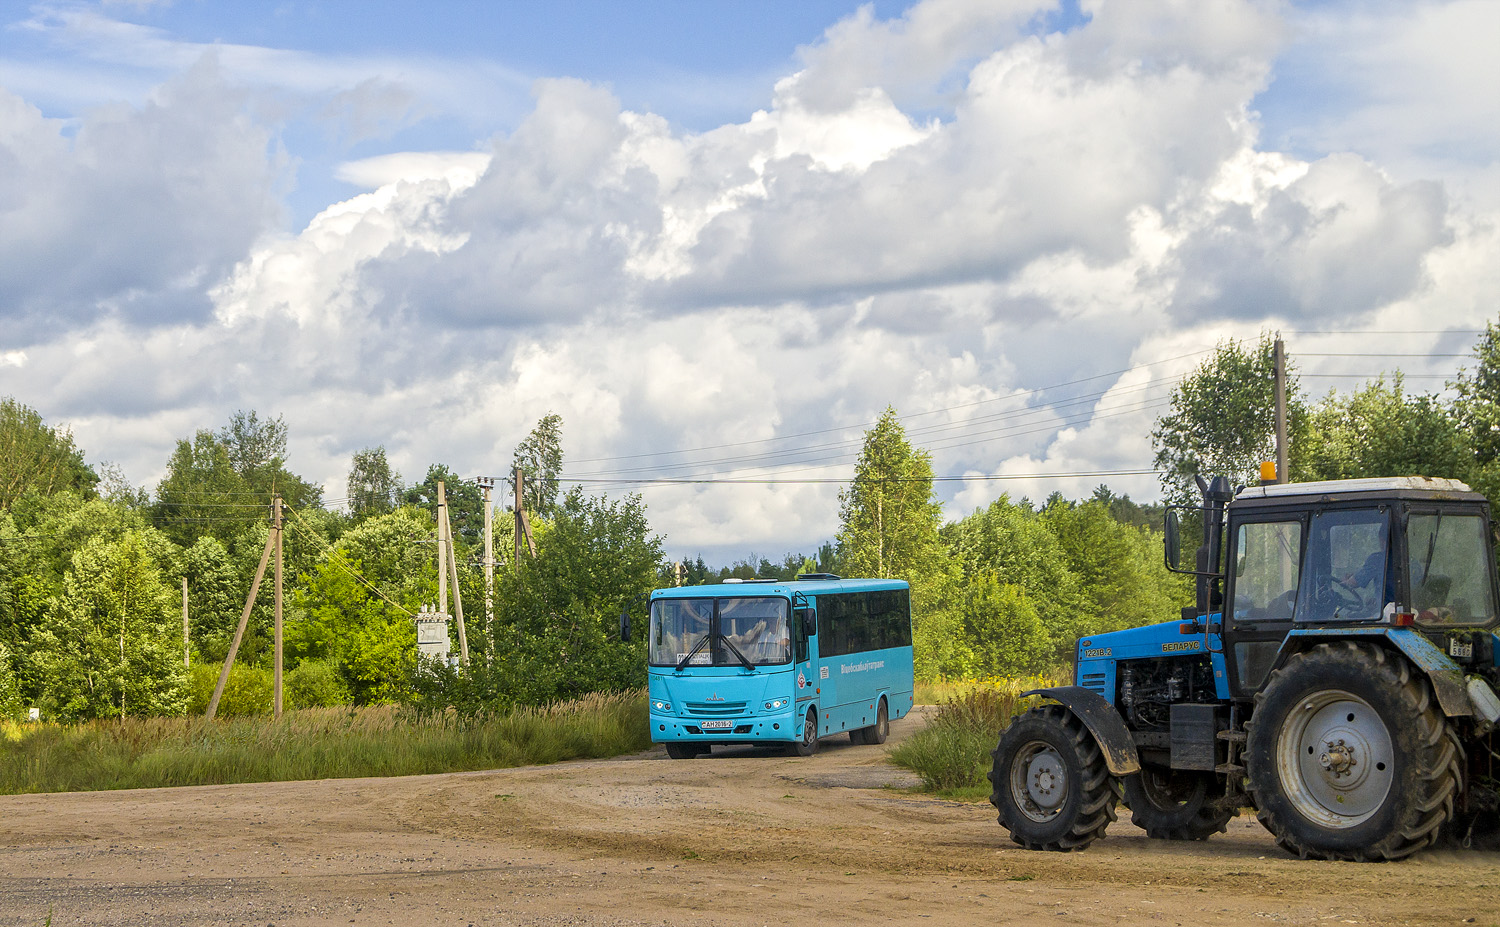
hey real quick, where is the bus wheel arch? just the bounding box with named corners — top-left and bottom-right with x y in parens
top-left (790, 706), bottom-right (820, 757)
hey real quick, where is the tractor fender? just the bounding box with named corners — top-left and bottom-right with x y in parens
top-left (1022, 685), bottom-right (1141, 776)
top-left (1279, 628), bottom-right (1471, 718)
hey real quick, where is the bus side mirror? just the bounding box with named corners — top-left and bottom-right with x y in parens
top-left (1164, 509), bottom-right (1180, 570)
top-left (796, 608), bottom-right (816, 637)
top-left (619, 610), bottom-right (631, 643)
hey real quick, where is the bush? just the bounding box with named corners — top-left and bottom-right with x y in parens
top-left (187, 662), bottom-right (273, 717)
top-left (0, 644), bottom-right (23, 723)
top-left (889, 674), bottom-right (1063, 796)
top-left (286, 659), bottom-right (349, 709)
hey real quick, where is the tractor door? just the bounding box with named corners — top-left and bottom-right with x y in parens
top-left (1223, 513), bottom-right (1305, 697)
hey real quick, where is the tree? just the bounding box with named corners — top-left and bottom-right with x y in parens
top-left (962, 575), bottom-right (1051, 678)
top-left (942, 496), bottom-right (1090, 661)
top-left (404, 464), bottom-right (484, 545)
top-left (836, 408), bottom-right (948, 580)
top-left (510, 412), bottom-right (564, 518)
top-left (1152, 335), bottom-right (1307, 507)
top-left (1450, 321), bottom-right (1500, 500)
top-left (1300, 375), bottom-right (1472, 484)
top-left (488, 487), bottom-right (663, 703)
top-left (29, 531), bottom-right (189, 720)
top-left (347, 446), bottom-right (401, 519)
top-left (0, 397), bottom-right (98, 509)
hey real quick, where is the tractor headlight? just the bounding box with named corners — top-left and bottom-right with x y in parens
top-left (651, 699), bottom-right (671, 712)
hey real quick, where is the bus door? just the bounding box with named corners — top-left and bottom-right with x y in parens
top-left (793, 594), bottom-right (819, 718)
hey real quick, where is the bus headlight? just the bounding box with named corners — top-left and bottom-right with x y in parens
top-left (651, 699), bottom-right (671, 712)
top-left (764, 698), bottom-right (787, 710)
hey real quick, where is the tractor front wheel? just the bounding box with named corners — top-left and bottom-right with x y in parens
top-left (988, 705), bottom-right (1120, 851)
top-left (1123, 766), bottom-right (1232, 840)
top-left (1245, 642), bottom-right (1461, 861)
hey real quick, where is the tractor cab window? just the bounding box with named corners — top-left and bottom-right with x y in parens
top-left (1295, 508), bottom-right (1389, 623)
top-left (1232, 520), bottom-right (1302, 623)
top-left (1407, 512), bottom-right (1498, 627)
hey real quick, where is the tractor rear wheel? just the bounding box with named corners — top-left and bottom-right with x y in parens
top-left (1123, 766), bottom-right (1232, 840)
top-left (988, 705), bottom-right (1120, 851)
top-left (1245, 641), bottom-right (1461, 861)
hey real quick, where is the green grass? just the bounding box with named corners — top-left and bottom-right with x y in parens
top-left (892, 673), bottom-right (1067, 798)
top-left (0, 691), bottom-right (650, 794)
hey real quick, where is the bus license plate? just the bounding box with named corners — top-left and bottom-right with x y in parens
top-left (700, 719), bottom-right (733, 730)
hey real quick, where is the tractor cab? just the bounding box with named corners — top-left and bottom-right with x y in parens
top-left (1212, 477), bottom-right (1500, 697)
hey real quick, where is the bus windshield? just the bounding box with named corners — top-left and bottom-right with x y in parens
top-left (649, 596), bottom-right (791, 667)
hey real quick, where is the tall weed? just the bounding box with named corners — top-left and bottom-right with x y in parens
top-left (890, 672), bottom-right (1067, 795)
top-left (0, 691), bottom-right (649, 794)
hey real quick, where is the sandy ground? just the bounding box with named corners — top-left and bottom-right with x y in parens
top-left (3, 711), bottom-right (1500, 927)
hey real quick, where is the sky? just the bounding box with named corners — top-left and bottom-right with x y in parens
top-left (2, 0), bottom-right (1498, 566)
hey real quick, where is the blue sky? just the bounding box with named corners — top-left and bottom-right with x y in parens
top-left (1, 0), bottom-right (1497, 563)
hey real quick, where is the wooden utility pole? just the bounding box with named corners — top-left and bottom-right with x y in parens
top-left (273, 494), bottom-right (284, 719)
top-left (480, 477), bottom-right (495, 631)
top-left (1273, 335), bottom-right (1288, 484)
top-left (206, 522), bottom-right (276, 721)
top-left (437, 481), bottom-right (449, 618)
top-left (513, 467), bottom-right (536, 568)
top-left (442, 497), bottom-right (470, 666)
top-left (182, 576), bottom-right (190, 668)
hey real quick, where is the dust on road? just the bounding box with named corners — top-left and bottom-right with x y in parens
top-left (3, 712), bottom-right (1498, 927)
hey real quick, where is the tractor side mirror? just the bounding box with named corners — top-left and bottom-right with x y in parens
top-left (1164, 509), bottom-right (1181, 570)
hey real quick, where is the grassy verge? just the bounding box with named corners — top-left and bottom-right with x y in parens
top-left (0, 691), bottom-right (650, 795)
top-left (891, 673), bottom-right (1066, 800)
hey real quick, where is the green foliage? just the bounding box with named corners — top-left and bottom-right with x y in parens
top-left (960, 576), bottom-right (1051, 677)
top-left (478, 487), bottom-right (662, 705)
top-left (0, 642), bottom-right (23, 722)
top-left (347, 446), bottom-right (402, 519)
top-left (187, 662), bottom-right (272, 717)
top-left (511, 412), bottom-right (564, 518)
top-left (1299, 375), bottom-right (1473, 483)
top-left (286, 659), bottom-right (350, 709)
top-left (403, 465), bottom-right (483, 544)
top-left (0, 694), bottom-right (650, 794)
top-left (837, 407), bottom-right (949, 581)
top-left (29, 531), bottom-right (190, 721)
top-left (0, 397), bottom-right (98, 510)
top-left (1152, 334), bottom-right (1308, 506)
top-left (888, 679), bottom-right (1059, 795)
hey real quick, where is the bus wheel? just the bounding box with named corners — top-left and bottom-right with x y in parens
top-left (790, 708), bottom-right (819, 757)
top-left (859, 698), bottom-right (890, 746)
top-left (665, 743), bottom-right (703, 760)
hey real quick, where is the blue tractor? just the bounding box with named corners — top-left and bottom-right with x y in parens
top-left (989, 475), bottom-right (1500, 861)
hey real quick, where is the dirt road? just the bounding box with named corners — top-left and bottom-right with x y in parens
top-left (3, 712), bottom-right (1499, 927)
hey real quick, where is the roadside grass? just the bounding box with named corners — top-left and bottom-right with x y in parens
top-left (892, 672), bottom-right (1068, 799)
top-left (0, 691), bottom-right (650, 795)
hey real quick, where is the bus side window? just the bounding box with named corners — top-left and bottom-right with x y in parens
top-left (794, 607), bottom-right (812, 664)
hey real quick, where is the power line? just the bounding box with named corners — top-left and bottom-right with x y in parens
top-left (564, 348), bottom-right (1211, 466)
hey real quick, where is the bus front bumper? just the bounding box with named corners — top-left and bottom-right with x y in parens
top-left (651, 706), bottom-right (799, 744)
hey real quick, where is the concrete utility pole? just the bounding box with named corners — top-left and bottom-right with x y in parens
top-left (273, 494), bottom-right (284, 719)
top-left (437, 481), bottom-right (449, 618)
top-left (182, 576), bottom-right (189, 668)
top-left (1273, 335), bottom-right (1288, 484)
top-left (480, 477), bottom-right (495, 630)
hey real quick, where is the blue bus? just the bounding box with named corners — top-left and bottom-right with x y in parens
top-left (646, 575), bottom-right (915, 758)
